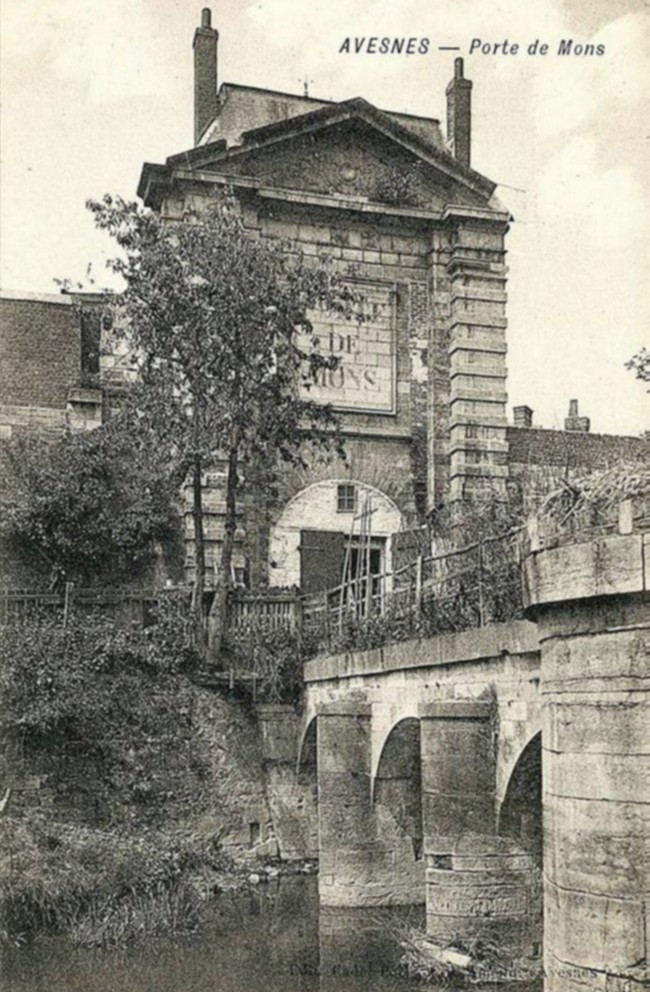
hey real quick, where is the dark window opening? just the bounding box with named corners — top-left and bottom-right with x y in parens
top-left (80, 313), bottom-right (101, 380)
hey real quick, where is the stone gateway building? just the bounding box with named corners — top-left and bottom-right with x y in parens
top-left (134, 8), bottom-right (646, 595)
top-left (1, 8), bottom-right (647, 594)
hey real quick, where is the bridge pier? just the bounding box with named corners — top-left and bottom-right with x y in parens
top-left (524, 520), bottom-right (649, 991)
top-left (421, 700), bottom-right (539, 956)
top-left (317, 702), bottom-right (423, 906)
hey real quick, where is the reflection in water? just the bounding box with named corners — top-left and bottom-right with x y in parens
top-left (4, 876), bottom-right (536, 992)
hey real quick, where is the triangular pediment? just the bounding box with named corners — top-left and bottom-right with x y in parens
top-left (140, 100), bottom-right (496, 211)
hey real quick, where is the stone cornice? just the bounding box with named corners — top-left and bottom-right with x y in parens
top-left (139, 166), bottom-right (514, 234)
top-left (443, 203), bottom-right (512, 226)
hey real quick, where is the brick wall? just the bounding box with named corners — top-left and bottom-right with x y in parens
top-left (0, 294), bottom-right (80, 410)
top-left (507, 426), bottom-right (650, 509)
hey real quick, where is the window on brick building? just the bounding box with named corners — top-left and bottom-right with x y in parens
top-left (337, 483), bottom-right (357, 513)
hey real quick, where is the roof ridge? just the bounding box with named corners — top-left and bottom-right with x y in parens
top-left (217, 81), bottom-right (441, 125)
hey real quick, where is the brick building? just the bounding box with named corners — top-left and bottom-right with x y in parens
top-left (0, 291), bottom-right (103, 438)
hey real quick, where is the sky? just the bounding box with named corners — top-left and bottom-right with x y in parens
top-left (1, 0), bottom-right (648, 436)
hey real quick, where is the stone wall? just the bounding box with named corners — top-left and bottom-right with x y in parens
top-left (4, 685), bottom-right (317, 865)
top-left (256, 704), bottom-right (318, 861)
top-left (447, 215), bottom-right (509, 500)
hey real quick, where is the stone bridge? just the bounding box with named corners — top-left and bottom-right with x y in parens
top-left (293, 501), bottom-right (648, 991)
top-left (299, 621), bottom-right (543, 955)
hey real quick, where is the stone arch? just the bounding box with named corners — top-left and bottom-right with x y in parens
top-left (296, 715), bottom-right (318, 787)
top-left (372, 718), bottom-right (423, 859)
top-left (498, 731), bottom-right (543, 866)
top-left (268, 479), bottom-right (406, 590)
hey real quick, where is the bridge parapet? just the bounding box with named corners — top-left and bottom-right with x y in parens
top-left (521, 494), bottom-right (650, 611)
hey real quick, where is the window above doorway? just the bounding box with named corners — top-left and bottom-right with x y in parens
top-left (337, 483), bottom-right (357, 513)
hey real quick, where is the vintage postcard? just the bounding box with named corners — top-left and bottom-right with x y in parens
top-left (1, 2), bottom-right (647, 990)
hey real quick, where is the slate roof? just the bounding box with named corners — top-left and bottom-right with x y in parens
top-left (200, 82), bottom-right (445, 154)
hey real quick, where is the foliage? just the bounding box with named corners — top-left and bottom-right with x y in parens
top-left (538, 461), bottom-right (650, 526)
top-left (626, 347), bottom-right (650, 385)
top-left (0, 418), bottom-right (180, 586)
top-left (87, 189), bottom-right (358, 633)
top-left (224, 615), bottom-right (304, 703)
top-left (0, 597), bottom-right (287, 947)
top-left (313, 493), bottom-right (525, 656)
top-left (0, 596), bottom-right (209, 825)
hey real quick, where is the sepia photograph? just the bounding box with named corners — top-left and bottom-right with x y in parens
top-left (1, 1), bottom-right (648, 990)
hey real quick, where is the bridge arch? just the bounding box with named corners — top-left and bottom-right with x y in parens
top-left (372, 717), bottom-right (423, 859)
top-left (296, 715), bottom-right (318, 786)
top-left (498, 730), bottom-right (543, 866)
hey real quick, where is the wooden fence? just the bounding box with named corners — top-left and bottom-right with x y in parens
top-left (300, 528), bottom-right (523, 649)
top-left (2, 528), bottom-right (523, 654)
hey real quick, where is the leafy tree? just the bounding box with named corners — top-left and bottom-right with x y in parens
top-left (0, 419), bottom-right (180, 587)
top-left (626, 347), bottom-right (650, 386)
top-left (87, 190), bottom-right (356, 650)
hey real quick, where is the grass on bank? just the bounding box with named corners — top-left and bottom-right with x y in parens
top-left (0, 813), bottom-right (230, 947)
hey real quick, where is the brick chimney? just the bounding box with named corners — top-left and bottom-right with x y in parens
top-left (194, 8), bottom-right (219, 145)
top-left (446, 57), bottom-right (472, 168)
top-left (513, 405), bottom-right (533, 428)
top-left (564, 399), bottom-right (590, 433)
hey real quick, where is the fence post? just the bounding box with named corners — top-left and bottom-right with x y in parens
top-left (63, 581), bottom-right (75, 633)
top-left (477, 540), bottom-right (485, 627)
top-left (324, 591), bottom-right (331, 650)
top-left (415, 555), bottom-right (423, 612)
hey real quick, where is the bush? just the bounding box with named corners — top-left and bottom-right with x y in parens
top-left (224, 618), bottom-right (304, 703)
top-left (0, 596), bottom-right (209, 826)
top-left (0, 423), bottom-right (181, 587)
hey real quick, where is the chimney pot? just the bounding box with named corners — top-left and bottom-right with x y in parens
top-left (564, 399), bottom-right (590, 433)
top-left (446, 60), bottom-right (472, 169)
top-left (194, 8), bottom-right (219, 145)
top-left (513, 405), bottom-right (533, 428)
